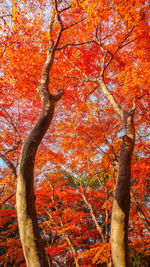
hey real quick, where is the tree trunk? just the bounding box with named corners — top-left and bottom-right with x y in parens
top-left (16, 42), bottom-right (64, 265)
top-left (16, 96), bottom-right (55, 266)
top-left (110, 110), bottom-right (135, 267)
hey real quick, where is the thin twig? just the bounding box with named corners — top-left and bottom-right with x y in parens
top-left (57, 40), bottom-right (95, 51)
top-left (63, 18), bottom-right (85, 30)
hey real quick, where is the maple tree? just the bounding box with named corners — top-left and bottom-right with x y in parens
top-left (0, 0), bottom-right (150, 266)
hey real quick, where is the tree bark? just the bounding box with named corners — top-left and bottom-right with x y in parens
top-left (110, 110), bottom-right (135, 267)
top-left (16, 44), bottom-right (64, 266)
top-left (98, 77), bottom-right (135, 266)
top-left (16, 97), bottom-right (53, 267)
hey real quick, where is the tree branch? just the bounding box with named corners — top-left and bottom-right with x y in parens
top-left (63, 18), bottom-right (85, 30)
top-left (1, 193), bottom-right (15, 206)
top-left (104, 17), bottom-right (143, 70)
top-left (57, 40), bottom-right (95, 51)
top-left (0, 153), bottom-right (17, 178)
top-left (131, 193), bottom-right (150, 233)
top-left (98, 77), bottom-right (124, 119)
top-left (63, 54), bottom-right (89, 81)
top-left (0, 14), bottom-right (12, 19)
top-left (59, 5), bottom-right (71, 14)
top-left (85, 85), bottom-right (99, 100)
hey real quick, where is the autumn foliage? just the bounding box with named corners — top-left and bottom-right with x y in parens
top-left (0, 0), bottom-right (150, 266)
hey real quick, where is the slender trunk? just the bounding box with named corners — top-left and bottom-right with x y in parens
top-left (16, 95), bottom-right (55, 267)
top-left (64, 232), bottom-right (80, 267)
top-left (81, 191), bottom-right (105, 242)
top-left (98, 77), bottom-right (136, 266)
top-left (16, 43), bottom-right (64, 265)
top-left (110, 110), bottom-right (135, 267)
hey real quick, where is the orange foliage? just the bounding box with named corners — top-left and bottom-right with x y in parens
top-left (0, 0), bottom-right (149, 265)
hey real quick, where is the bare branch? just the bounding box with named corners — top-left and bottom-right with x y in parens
top-left (96, 25), bottom-right (99, 41)
top-left (0, 153), bottom-right (17, 178)
top-left (63, 54), bottom-right (89, 81)
top-left (102, 34), bottom-right (113, 41)
top-left (0, 14), bottom-right (12, 58)
top-left (59, 5), bottom-right (71, 13)
top-left (78, 128), bottom-right (106, 155)
top-left (64, 49), bottom-right (123, 119)
top-left (131, 193), bottom-right (150, 233)
top-left (0, 14), bottom-right (12, 19)
top-left (53, 2), bottom-right (63, 49)
top-left (0, 107), bottom-right (22, 145)
top-left (138, 92), bottom-right (150, 99)
top-left (0, 185), bottom-right (5, 195)
top-left (64, 75), bottom-right (84, 81)
top-left (54, 0), bottom-right (63, 29)
top-left (49, 7), bottom-right (55, 48)
top-left (98, 78), bottom-right (124, 119)
top-left (64, 53), bottom-right (123, 120)
top-left (51, 89), bottom-right (64, 102)
top-left (120, 37), bottom-right (137, 49)
top-left (70, 174), bottom-right (105, 242)
top-left (104, 17), bottom-right (143, 70)
top-left (64, 54), bottom-right (98, 83)
top-left (37, 0), bottom-right (65, 100)
top-left (1, 193), bottom-right (15, 206)
top-left (63, 17), bottom-right (86, 30)
top-left (57, 40), bottom-right (95, 51)
top-left (114, 18), bottom-right (142, 53)
top-left (85, 85), bottom-right (99, 100)
top-left (101, 50), bottom-right (108, 76)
